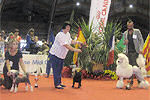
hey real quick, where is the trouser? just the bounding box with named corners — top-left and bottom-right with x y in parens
top-left (50, 54), bottom-right (64, 87)
top-left (46, 53), bottom-right (52, 76)
top-left (127, 52), bottom-right (138, 66)
top-left (127, 52), bottom-right (140, 85)
top-left (3, 66), bottom-right (13, 89)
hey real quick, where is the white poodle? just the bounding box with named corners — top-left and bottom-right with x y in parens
top-left (136, 54), bottom-right (147, 77)
top-left (116, 53), bottom-right (149, 89)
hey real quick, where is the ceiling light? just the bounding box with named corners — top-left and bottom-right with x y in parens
top-left (129, 4), bottom-right (133, 8)
top-left (76, 2), bottom-right (80, 6)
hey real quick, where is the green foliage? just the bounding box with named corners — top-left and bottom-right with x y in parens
top-left (64, 13), bottom-right (122, 72)
top-left (72, 18), bottom-right (122, 72)
top-left (64, 51), bottom-right (74, 66)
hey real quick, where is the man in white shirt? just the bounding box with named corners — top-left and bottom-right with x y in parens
top-left (49, 23), bottom-right (82, 89)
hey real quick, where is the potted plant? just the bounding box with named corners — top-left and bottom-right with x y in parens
top-left (70, 18), bottom-right (122, 73)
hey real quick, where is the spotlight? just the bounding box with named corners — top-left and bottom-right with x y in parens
top-left (76, 2), bottom-right (80, 6)
top-left (129, 4), bottom-right (133, 8)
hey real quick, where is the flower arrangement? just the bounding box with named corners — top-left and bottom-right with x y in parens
top-left (62, 66), bottom-right (72, 78)
top-left (103, 70), bottom-right (118, 80)
top-left (85, 70), bottom-right (118, 80)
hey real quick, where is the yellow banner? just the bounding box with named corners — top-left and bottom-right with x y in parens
top-left (73, 28), bottom-right (86, 65)
top-left (143, 33), bottom-right (150, 75)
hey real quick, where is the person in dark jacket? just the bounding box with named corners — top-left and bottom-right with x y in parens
top-left (23, 28), bottom-right (36, 53)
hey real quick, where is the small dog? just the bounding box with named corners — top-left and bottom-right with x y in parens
top-left (8, 70), bottom-right (33, 93)
top-left (72, 68), bottom-right (82, 88)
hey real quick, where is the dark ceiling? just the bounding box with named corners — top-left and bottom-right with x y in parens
top-left (0, 0), bottom-right (149, 39)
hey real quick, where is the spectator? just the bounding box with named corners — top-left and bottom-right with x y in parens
top-left (14, 29), bottom-right (22, 50)
top-left (34, 36), bottom-right (40, 46)
top-left (0, 33), bottom-right (4, 42)
top-left (5, 32), bottom-right (14, 42)
top-left (5, 33), bottom-right (14, 52)
top-left (41, 39), bottom-right (49, 55)
top-left (23, 28), bottom-right (35, 53)
top-left (14, 29), bottom-right (21, 42)
top-left (1, 30), bottom-right (7, 41)
top-left (32, 36), bottom-right (40, 54)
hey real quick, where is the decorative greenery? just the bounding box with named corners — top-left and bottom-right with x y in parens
top-left (64, 51), bottom-right (74, 66)
top-left (68, 18), bottom-right (122, 72)
top-left (64, 11), bottom-right (123, 73)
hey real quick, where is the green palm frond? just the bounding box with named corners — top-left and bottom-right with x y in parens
top-left (65, 17), bottom-right (122, 72)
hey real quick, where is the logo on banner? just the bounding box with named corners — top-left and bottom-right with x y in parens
top-left (89, 0), bottom-right (111, 33)
top-left (23, 60), bottom-right (48, 65)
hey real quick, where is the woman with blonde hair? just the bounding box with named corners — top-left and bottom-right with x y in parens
top-left (1, 38), bottom-right (26, 89)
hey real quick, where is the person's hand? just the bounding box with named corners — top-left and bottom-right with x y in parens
top-left (124, 40), bottom-right (128, 45)
top-left (77, 41), bottom-right (87, 45)
top-left (77, 41), bottom-right (87, 48)
top-left (75, 49), bottom-right (82, 53)
top-left (7, 72), bottom-right (11, 76)
top-left (77, 41), bottom-right (83, 45)
top-left (139, 51), bottom-right (143, 54)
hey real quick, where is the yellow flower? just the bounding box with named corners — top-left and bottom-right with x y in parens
top-left (104, 70), bottom-right (108, 73)
top-left (111, 77), bottom-right (114, 80)
top-left (107, 70), bottom-right (111, 73)
top-left (112, 72), bottom-right (115, 75)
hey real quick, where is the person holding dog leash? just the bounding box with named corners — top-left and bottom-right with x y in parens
top-left (49, 23), bottom-right (82, 89)
top-left (2, 36), bottom-right (26, 89)
top-left (123, 20), bottom-right (144, 89)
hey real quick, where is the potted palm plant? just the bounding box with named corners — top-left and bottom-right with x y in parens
top-left (69, 18), bottom-right (122, 73)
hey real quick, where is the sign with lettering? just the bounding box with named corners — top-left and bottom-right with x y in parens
top-left (89, 0), bottom-right (111, 33)
top-left (21, 54), bottom-right (48, 74)
top-left (0, 54), bottom-right (49, 74)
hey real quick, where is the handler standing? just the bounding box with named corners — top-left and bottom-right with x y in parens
top-left (123, 20), bottom-right (144, 89)
top-left (49, 23), bottom-right (82, 89)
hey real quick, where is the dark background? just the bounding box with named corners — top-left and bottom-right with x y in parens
top-left (0, 0), bottom-right (149, 40)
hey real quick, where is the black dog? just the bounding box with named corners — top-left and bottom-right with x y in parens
top-left (72, 70), bottom-right (82, 88)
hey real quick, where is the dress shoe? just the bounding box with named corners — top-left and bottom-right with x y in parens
top-left (55, 85), bottom-right (64, 89)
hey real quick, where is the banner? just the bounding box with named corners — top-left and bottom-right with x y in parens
top-left (73, 27), bottom-right (86, 65)
top-left (0, 54), bottom-right (51, 74)
top-left (21, 54), bottom-right (48, 74)
top-left (142, 34), bottom-right (150, 76)
top-left (89, 0), bottom-right (111, 33)
top-left (117, 34), bottom-right (126, 52)
top-left (107, 34), bottom-right (115, 67)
